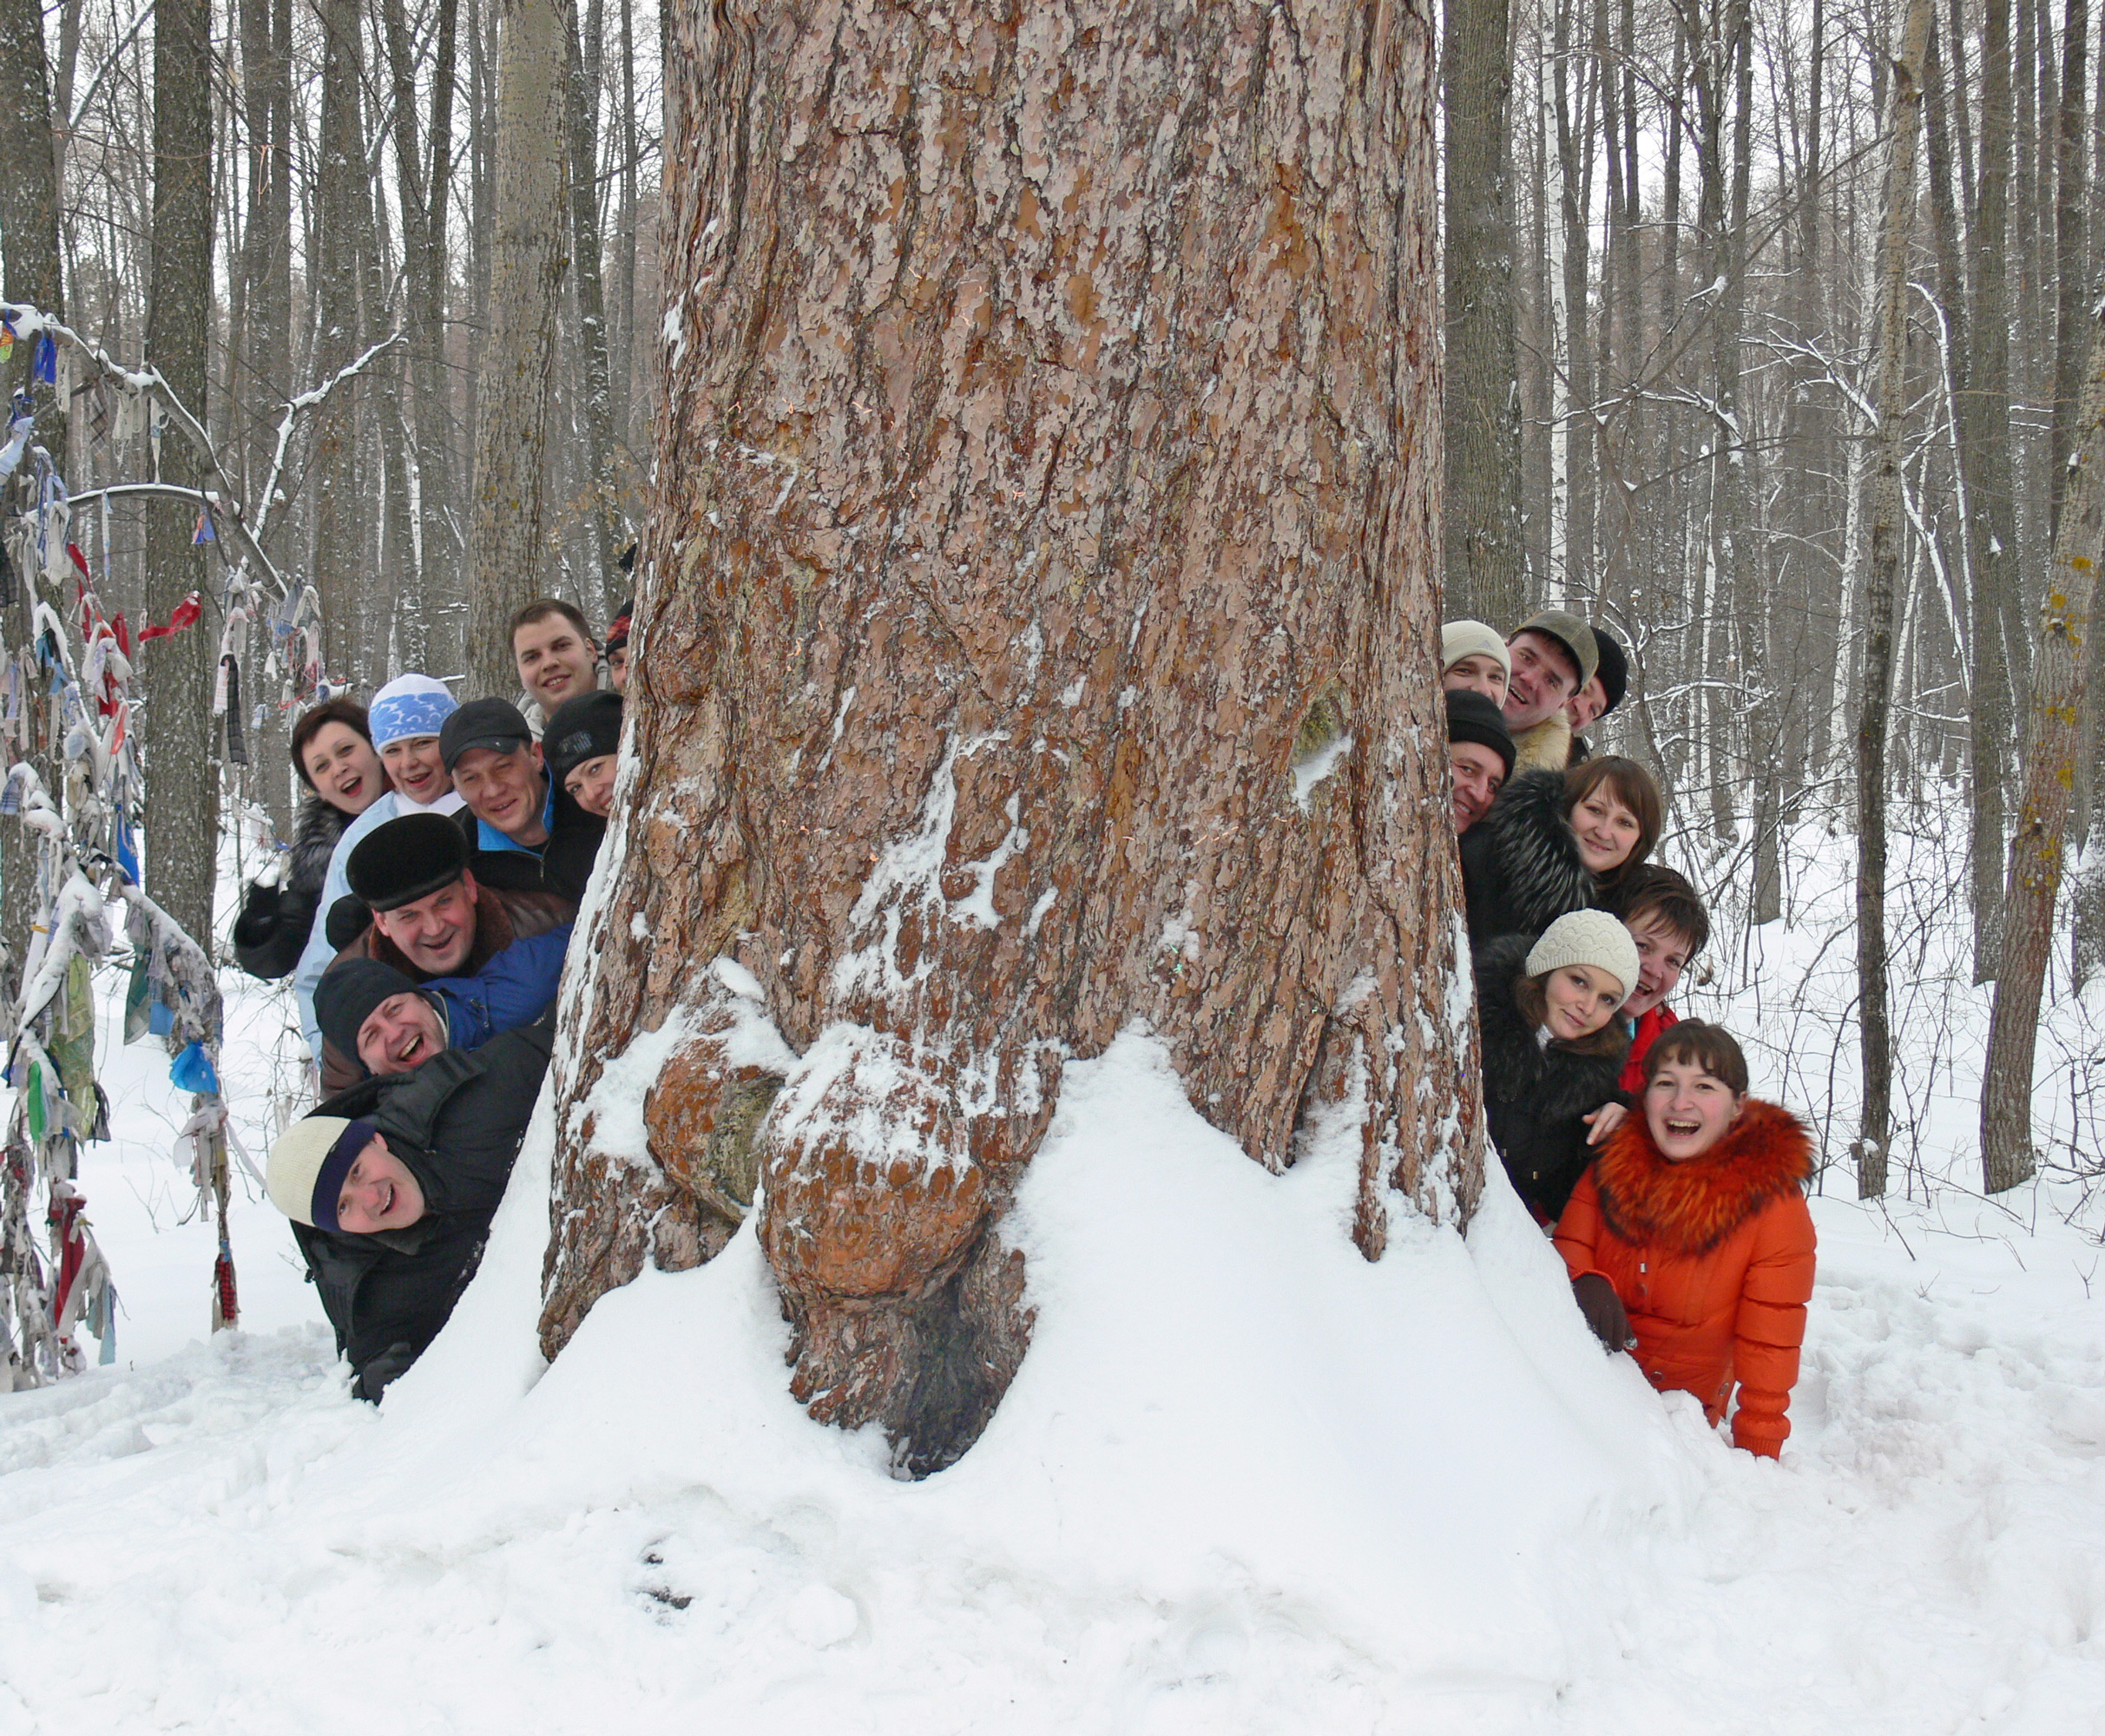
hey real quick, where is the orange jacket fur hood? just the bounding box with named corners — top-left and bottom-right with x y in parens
top-left (1556, 1100), bottom-right (1818, 1457)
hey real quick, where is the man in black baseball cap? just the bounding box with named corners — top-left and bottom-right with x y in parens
top-left (1445, 689), bottom-right (1516, 834)
top-left (441, 698), bottom-right (554, 856)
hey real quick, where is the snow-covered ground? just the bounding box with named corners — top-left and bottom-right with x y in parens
top-left (1, 811), bottom-right (2102, 1733)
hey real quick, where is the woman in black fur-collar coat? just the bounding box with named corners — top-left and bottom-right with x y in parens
top-left (1476, 924), bottom-right (1635, 1222)
top-left (1459, 756), bottom-right (1661, 948)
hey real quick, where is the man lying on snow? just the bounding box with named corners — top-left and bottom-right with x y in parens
top-left (266, 1019), bottom-right (556, 1401)
top-left (312, 930), bottom-right (570, 1081)
top-left (314, 812), bottom-right (573, 1094)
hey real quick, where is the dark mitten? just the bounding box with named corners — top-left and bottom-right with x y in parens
top-left (352, 1341), bottom-right (418, 1403)
top-left (1571, 1272), bottom-right (1636, 1352)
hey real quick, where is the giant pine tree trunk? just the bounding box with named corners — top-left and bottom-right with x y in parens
top-left (541, 0), bottom-right (1476, 1476)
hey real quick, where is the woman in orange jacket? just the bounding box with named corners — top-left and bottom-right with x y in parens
top-left (1555, 1021), bottom-right (1817, 1458)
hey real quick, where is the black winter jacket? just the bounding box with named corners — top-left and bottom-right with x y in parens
top-left (292, 1018), bottom-right (556, 1399)
top-left (1474, 934), bottom-right (1631, 1222)
top-left (232, 794), bottom-right (350, 980)
top-left (1458, 769), bottom-right (1596, 949)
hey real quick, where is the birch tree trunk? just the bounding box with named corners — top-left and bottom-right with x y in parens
top-left (1855, 0), bottom-right (1931, 1201)
top-left (540, 0), bottom-right (1475, 1476)
top-left (464, 0), bottom-right (569, 697)
top-left (1981, 298), bottom-right (2105, 1191)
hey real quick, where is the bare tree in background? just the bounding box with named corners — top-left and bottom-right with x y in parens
top-left (1855, 0), bottom-right (1932, 1201)
top-left (141, 0), bottom-right (218, 943)
top-left (464, 0), bottom-right (570, 697)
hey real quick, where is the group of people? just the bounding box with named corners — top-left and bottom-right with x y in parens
top-left (243, 592), bottom-right (1819, 1459)
top-left (239, 593), bottom-right (633, 1398)
top-left (1438, 609), bottom-right (1817, 1459)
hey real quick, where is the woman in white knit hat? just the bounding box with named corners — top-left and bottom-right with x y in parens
top-left (1472, 909), bottom-right (1639, 1224)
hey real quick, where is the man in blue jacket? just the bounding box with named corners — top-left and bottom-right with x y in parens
top-left (313, 928), bottom-right (570, 1080)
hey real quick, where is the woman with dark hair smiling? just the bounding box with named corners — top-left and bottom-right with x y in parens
top-left (232, 698), bottom-right (388, 980)
top-left (1556, 1023), bottom-right (1818, 1459)
top-left (1458, 754), bottom-right (1663, 949)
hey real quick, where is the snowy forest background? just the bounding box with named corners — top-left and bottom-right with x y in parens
top-left (0, 1), bottom-right (2102, 1728)
top-left (11, 0), bottom-right (2098, 1175)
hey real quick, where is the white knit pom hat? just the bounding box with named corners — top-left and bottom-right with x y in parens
top-left (267, 1115), bottom-right (363, 1228)
top-left (1524, 910), bottom-right (1641, 1006)
top-left (1440, 620), bottom-right (1512, 683)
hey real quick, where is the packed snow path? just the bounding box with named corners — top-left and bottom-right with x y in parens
top-left (1, 1023), bottom-right (2102, 1734)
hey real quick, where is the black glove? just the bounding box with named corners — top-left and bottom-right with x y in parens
top-left (1571, 1272), bottom-right (1636, 1352)
top-left (352, 1341), bottom-right (418, 1404)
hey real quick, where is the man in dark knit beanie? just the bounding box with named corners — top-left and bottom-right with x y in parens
top-left (1446, 689), bottom-right (1516, 834)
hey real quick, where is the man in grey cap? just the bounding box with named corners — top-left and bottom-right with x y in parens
top-left (1503, 608), bottom-right (1599, 774)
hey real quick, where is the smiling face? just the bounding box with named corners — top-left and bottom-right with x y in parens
top-left (513, 615), bottom-right (598, 713)
top-left (1571, 786), bottom-right (1644, 874)
top-left (1567, 673), bottom-right (1608, 731)
top-left (452, 744), bottom-right (549, 846)
top-left (1643, 1057), bottom-right (1746, 1161)
top-left (301, 723), bottom-right (386, 817)
top-left (380, 734), bottom-right (451, 806)
top-left (371, 872), bottom-right (479, 976)
top-left (1450, 741), bottom-right (1506, 832)
top-left (1542, 963), bottom-right (1626, 1042)
top-left (1502, 631), bottom-right (1581, 731)
top-left (1622, 910), bottom-right (1694, 1019)
top-left (563, 753), bottom-right (618, 819)
top-left (334, 1135), bottom-right (427, 1233)
top-left (356, 991), bottom-right (448, 1076)
top-left (1442, 654), bottom-right (1508, 706)
top-left (607, 644), bottom-right (629, 693)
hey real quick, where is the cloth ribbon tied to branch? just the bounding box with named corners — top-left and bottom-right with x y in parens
top-left (136, 592), bottom-right (201, 642)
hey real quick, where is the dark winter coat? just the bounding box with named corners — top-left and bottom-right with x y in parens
top-left (1457, 769), bottom-right (1597, 949)
top-left (292, 1018), bottom-right (556, 1399)
top-left (317, 878), bottom-right (574, 1095)
top-left (1556, 1100), bottom-right (1817, 1457)
top-left (232, 795), bottom-right (351, 980)
top-left (1475, 933), bottom-right (1631, 1222)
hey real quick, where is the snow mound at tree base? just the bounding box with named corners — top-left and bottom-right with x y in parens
top-left (358, 1027), bottom-right (1695, 1726)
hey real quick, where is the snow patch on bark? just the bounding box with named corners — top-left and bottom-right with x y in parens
top-left (1291, 733), bottom-right (1354, 810)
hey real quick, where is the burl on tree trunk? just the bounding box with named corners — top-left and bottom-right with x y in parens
top-left (543, 0), bottom-right (1479, 1474)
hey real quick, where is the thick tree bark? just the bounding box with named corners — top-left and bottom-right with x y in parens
top-left (1442, 0), bottom-right (1526, 625)
top-left (541, 0), bottom-right (1475, 1476)
top-left (562, 0), bottom-right (621, 609)
top-left (311, 0), bottom-right (366, 678)
top-left (465, 0), bottom-right (570, 697)
top-left (1856, 0), bottom-right (1931, 1202)
top-left (0, 0), bottom-right (66, 1001)
top-left (1982, 294), bottom-right (2105, 1191)
top-left (143, 0), bottom-right (218, 945)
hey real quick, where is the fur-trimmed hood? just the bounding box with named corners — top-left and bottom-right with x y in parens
top-left (1593, 1099), bottom-right (1814, 1257)
top-left (1459, 768), bottom-right (1594, 944)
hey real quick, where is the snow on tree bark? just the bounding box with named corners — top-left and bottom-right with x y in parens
top-left (542, 0), bottom-right (1477, 1474)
